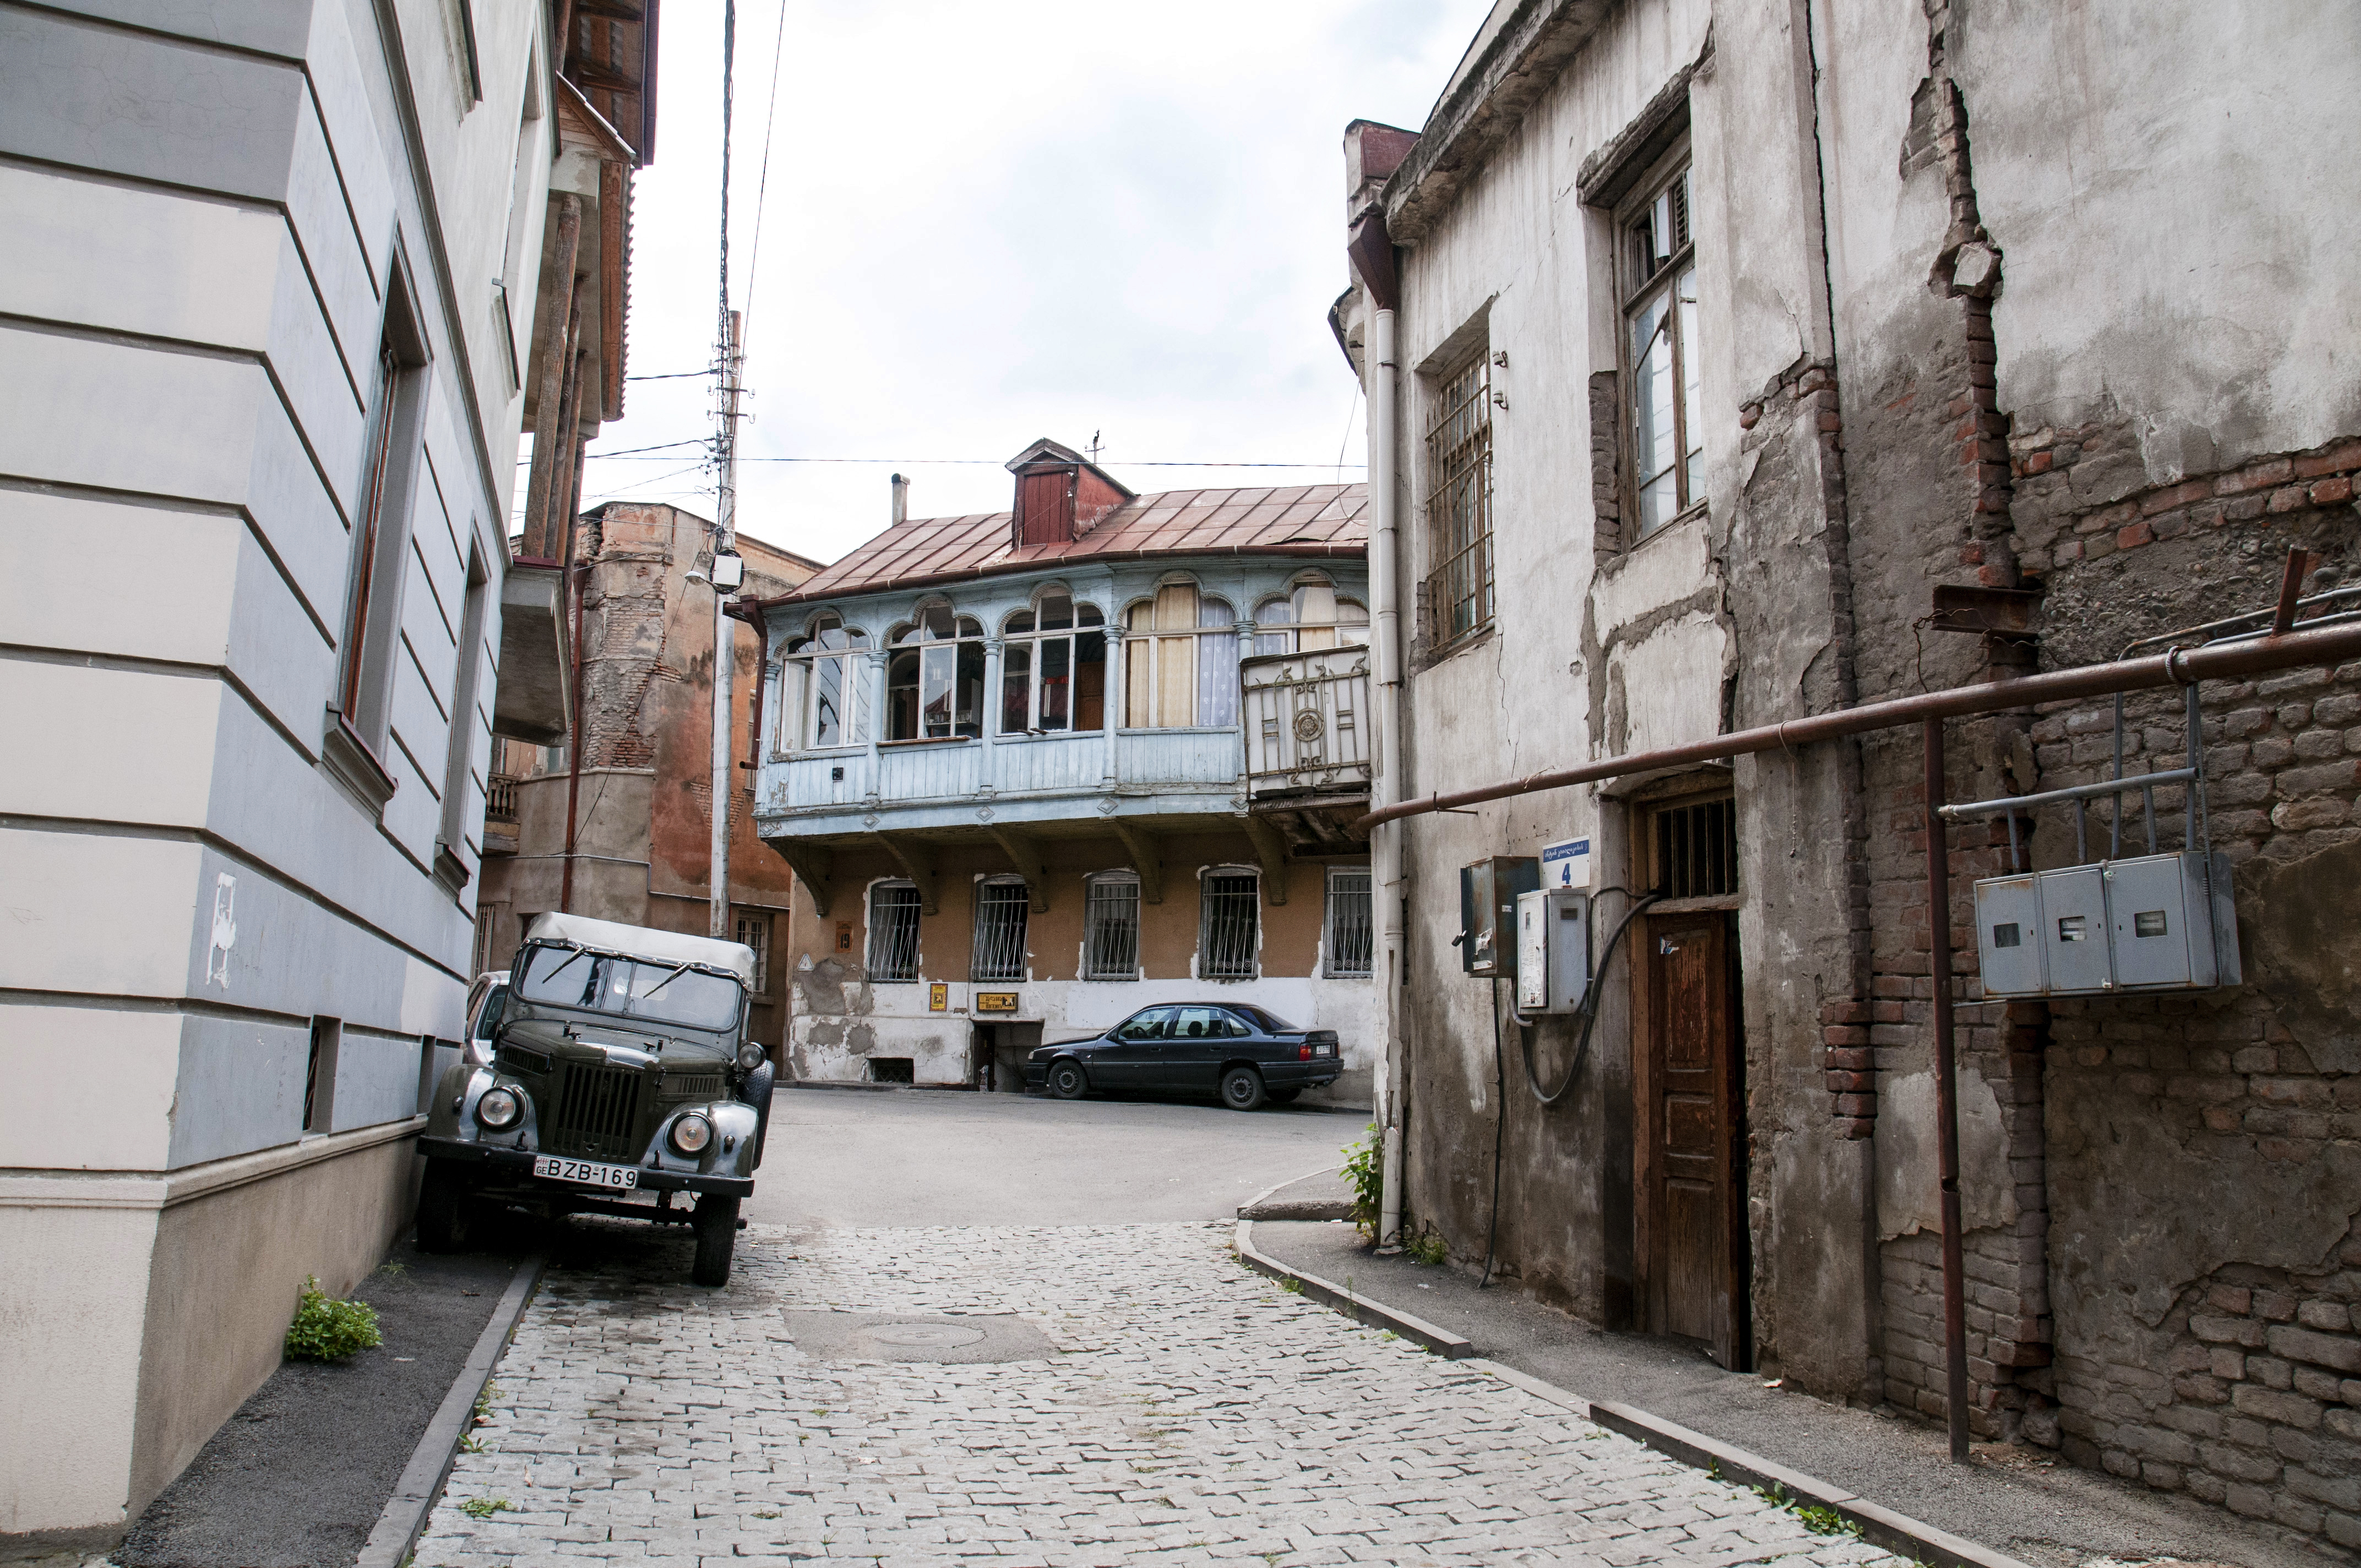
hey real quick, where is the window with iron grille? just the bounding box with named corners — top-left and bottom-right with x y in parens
top-left (1200, 871), bottom-right (1261, 981)
top-left (1651, 794), bottom-right (1737, 899)
top-left (867, 883), bottom-right (921, 981)
top-left (1623, 157), bottom-right (1704, 538)
top-left (971, 879), bottom-right (1029, 982)
top-left (1325, 869), bottom-right (1374, 978)
top-left (1424, 352), bottom-right (1494, 645)
top-left (734, 911), bottom-right (771, 992)
top-left (1084, 874), bottom-right (1139, 981)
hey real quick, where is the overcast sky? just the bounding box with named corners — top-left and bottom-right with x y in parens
top-left (544, 1), bottom-right (1491, 568)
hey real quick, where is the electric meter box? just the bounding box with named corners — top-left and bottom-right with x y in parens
top-left (1460, 856), bottom-right (1539, 979)
top-left (1515, 888), bottom-right (1592, 1014)
top-left (1973, 850), bottom-right (2239, 999)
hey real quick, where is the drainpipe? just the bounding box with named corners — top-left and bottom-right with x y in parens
top-left (1366, 303), bottom-right (1407, 1254)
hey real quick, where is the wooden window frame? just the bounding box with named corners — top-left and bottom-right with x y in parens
top-left (1618, 145), bottom-right (1705, 543)
top-left (1423, 350), bottom-right (1495, 648)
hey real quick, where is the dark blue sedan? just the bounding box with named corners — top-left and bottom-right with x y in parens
top-left (1024, 1003), bottom-right (1342, 1110)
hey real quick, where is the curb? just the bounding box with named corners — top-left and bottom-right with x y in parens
top-left (1239, 1226), bottom-right (2032, 1568)
top-left (1234, 1164), bottom-right (1355, 1223)
top-left (1235, 1220), bottom-right (1473, 1358)
top-left (355, 1251), bottom-right (546, 1568)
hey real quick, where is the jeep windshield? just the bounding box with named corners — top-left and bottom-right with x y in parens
top-left (513, 943), bottom-right (743, 1032)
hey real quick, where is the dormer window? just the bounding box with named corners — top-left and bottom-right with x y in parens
top-left (1006, 437), bottom-right (1134, 548)
top-left (886, 605), bottom-right (984, 741)
top-left (1001, 591), bottom-right (1106, 734)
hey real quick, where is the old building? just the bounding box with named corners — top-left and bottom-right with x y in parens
top-left (748, 446), bottom-right (1378, 1102)
top-left (476, 503), bottom-right (822, 1064)
top-left (0, 0), bottom-right (652, 1547)
top-left (1336, 0), bottom-right (2360, 1548)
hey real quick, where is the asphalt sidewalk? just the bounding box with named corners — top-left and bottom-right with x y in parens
top-left (112, 1236), bottom-right (524, 1568)
top-left (1247, 1179), bottom-right (2320, 1568)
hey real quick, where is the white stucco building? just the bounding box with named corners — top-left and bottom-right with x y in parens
top-left (0, 0), bottom-right (653, 1547)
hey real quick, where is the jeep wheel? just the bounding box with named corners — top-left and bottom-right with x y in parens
top-left (1047, 1059), bottom-right (1089, 1099)
top-left (691, 1195), bottom-right (739, 1287)
top-left (1220, 1066), bottom-right (1267, 1112)
top-left (416, 1159), bottom-right (471, 1253)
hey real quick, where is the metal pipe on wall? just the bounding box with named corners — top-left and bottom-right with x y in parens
top-left (1923, 717), bottom-right (1971, 1462)
top-left (1367, 306), bottom-right (1408, 1254)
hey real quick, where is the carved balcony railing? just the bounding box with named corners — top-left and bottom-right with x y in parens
top-left (486, 772), bottom-right (520, 823)
top-left (1242, 645), bottom-right (1371, 804)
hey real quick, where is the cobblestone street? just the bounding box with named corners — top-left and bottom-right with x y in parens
top-left (415, 1222), bottom-right (1902, 1567)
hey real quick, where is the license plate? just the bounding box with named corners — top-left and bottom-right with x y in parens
top-left (533, 1155), bottom-right (639, 1190)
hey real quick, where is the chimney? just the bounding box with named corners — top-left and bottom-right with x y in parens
top-left (890, 472), bottom-right (909, 525)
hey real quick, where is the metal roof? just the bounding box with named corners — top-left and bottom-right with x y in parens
top-left (523, 912), bottom-right (757, 984)
top-left (767, 481), bottom-right (1369, 606)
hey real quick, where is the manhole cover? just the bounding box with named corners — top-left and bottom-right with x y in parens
top-left (861, 1322), bottom-right (986, 1349)
top-left (780, 1310), bottom-right (1057, 1363)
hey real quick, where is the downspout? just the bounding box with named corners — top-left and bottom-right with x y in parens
top-left (1356, 220), bottom-right (1408, 1254)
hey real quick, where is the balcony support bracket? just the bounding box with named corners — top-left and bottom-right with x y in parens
top-left (874, 831), bottom-right (942, 916)
top-left (764, 839), bottom-right (835, 919)
top-left (1112, 821), bottom-right (1164, 906)
top-left (1242, 816), bottom-right (1290, 906)
top-left (987, 826), bottom-right (1053, 913)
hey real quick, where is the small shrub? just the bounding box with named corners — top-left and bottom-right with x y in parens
top-left (1405, 1228), bottom-right (1449, 1267)
top-left (1340, 1123), bottom-right (1383, 1237)
top-left (1755, 1482), bottom-right (1860, 1538)
top-left (458, 1496), bottom-right (515, 1520)
top-left (284, 1275), bottom-right (382, 1362)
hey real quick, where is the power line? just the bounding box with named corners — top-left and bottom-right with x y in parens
top-left (514, 437), bottom-right (706, 465)
top-left (573, 453), bottom-right (1367, 469)
top-left (737, 0), bottom-right (790, 339)
top-left (624, 369), bottom-right (715, 382)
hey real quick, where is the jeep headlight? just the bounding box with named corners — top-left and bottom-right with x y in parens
top-left (475, 1086), bottom-right (523, 1130)
top-left (736, 1042), bottom-right (766, 1071)
top-left (669, 1113), bottom-right (713, 1155)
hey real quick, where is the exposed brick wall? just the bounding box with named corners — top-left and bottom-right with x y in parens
top-left (1998, 427), bottom-right (2360, 1546)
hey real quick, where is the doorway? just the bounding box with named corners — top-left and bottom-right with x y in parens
top-left (1633, 790), bottom-right (1749, 1370)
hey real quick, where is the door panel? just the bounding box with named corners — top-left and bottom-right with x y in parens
top-left (1646, 912), bottom-right (1748, 1369)
top-left (1095, 1008), bottom-right (1170, 1086)
top-left (1156, 1006), bottom-right (1230, 1091)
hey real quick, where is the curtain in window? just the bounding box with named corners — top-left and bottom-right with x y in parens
top-left (1196, 596), bottom-right (1236, 727)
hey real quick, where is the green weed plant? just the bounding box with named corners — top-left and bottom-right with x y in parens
top-left (283, 1276), bottom-right (382, 1362)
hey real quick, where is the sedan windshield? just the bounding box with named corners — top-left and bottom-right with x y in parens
top-left (513, 944), bottom-right (743, 1032)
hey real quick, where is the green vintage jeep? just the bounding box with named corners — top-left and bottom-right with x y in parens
top-left (417, 912), bottom-right (773, 1286)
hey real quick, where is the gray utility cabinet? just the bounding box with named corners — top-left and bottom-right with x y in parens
top-left (1973, 850), bottom-right (2240, 999)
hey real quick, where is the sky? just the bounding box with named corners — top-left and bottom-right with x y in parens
top-left (536, 0), bottom-right (1494, 568)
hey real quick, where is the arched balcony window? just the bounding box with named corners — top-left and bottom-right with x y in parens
top-left (1252, 576), bottom-right (1368, 656)
top-left (780, 613), bottom-right (871, 750)
top-left (1000, 590), bottom-right (1106, 734)
top-left (1124, 581), bottom-right (1238, 729)
top-left (886, 603), bottom-right (984, 740)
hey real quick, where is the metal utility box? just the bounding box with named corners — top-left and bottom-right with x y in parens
top-left (1515, 888), bottom-right (1591, 1014)
top-left (1460, 856), bottom-right (1539, 979)
top-left (1973, 851), bottom-right (2239, 999)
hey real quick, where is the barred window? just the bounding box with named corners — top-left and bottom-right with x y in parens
top-left (1201, 870), bottom-right (1260, 981)
top-left (1623, 159), bottom-right (1704, 537)
top-left (734, 911), bottom-right (771, 991)
top-left (1084, 874), bottom-right (1140, 981)
top-left (1424, 352), bottom-right (1493, 644)
top-left (1650, 794), bottom-right (1737, 899)
top-left (867, 882), bottom-right (921, 981)
top-left (1325, 869), bottom-right (1373, 978)
top-left (971, 879), bottom-right (1029, 982)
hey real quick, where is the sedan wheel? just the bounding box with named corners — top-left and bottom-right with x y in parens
top-left (1048, 1059), bottom-right (1089, 1099)
top-left (1220, 1066), bottom-right (1266, 1112)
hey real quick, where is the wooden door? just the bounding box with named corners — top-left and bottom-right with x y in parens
top-left (1647, 911), bottom-right (1749, 1369)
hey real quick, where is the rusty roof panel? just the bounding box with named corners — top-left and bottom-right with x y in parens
top-left (772, 481), bottom-right (1368, 605)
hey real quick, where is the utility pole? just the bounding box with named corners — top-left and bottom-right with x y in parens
top-left (708, 310), bottom-right (743, 941)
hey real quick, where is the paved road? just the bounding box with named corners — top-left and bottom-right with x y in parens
top-left (415, 1218), bottom-right (1903, 1566)
top-left (750, 1087), bottom-right (1369, 1227)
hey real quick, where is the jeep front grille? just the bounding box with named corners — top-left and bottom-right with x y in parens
top-left (547, 1062), bottom-right (643, 1160)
